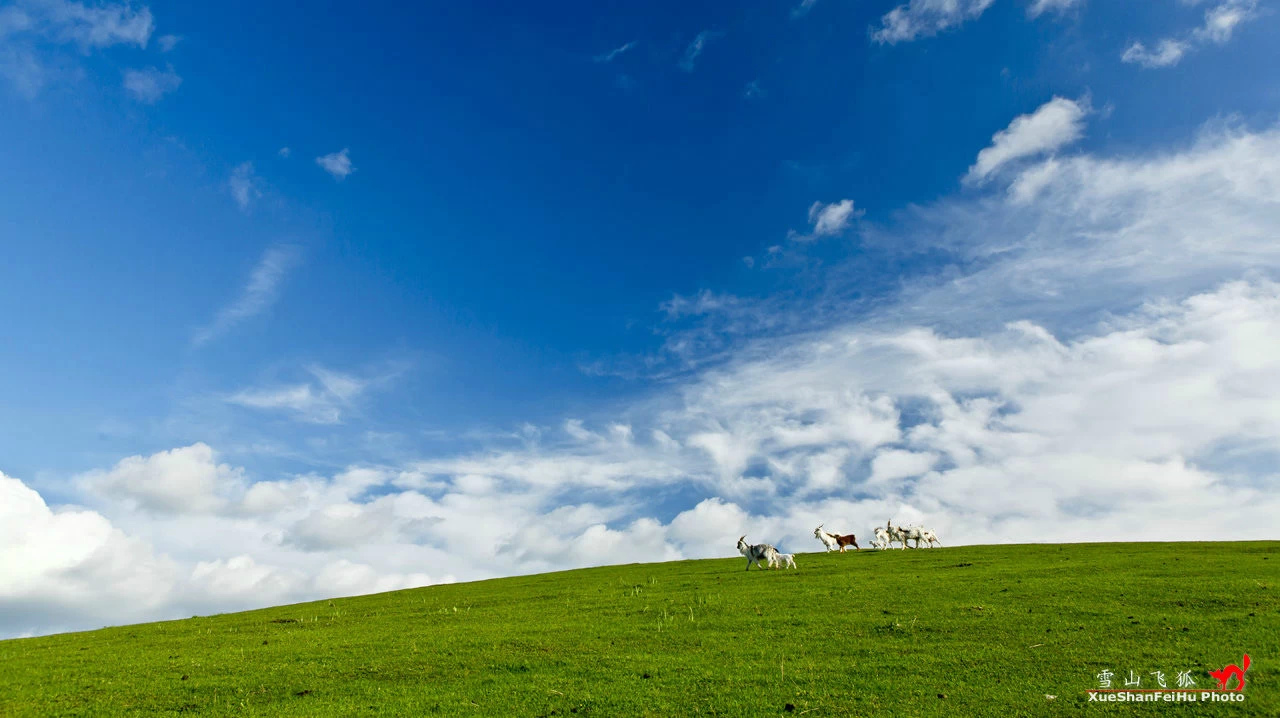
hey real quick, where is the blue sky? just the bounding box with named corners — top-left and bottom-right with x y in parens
top-left (3, 0), bottom-right (1280, 637)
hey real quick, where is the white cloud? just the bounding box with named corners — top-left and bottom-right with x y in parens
top-left (1, 1), bottom-right (157, 97)
top-left (679, 30), bottom-right (720, 72)
top-left (157, 33), bottom-right (179, 52)
top-left (868, 449), bottom-right (938, 484)
top-left (316, 148), bottom-right (354, 180)
top-left (39, 0), bottom-right (154, 49)
top-left (1121, 39), bottom-right (1189, 69)
top-left (799, 199), bottom-right (863, 239)
top-left (13, 116), bottom-right (1280, 640)
top-left (228, 383), bottom-right (343, 424)
top-left (872, 0), bottom-right (996, 45)
top-left (122, 65), bottom-right (181, 103)
top-left (79, 442), bottom-right (244, 514)
top-left (1026, 0), bottom-right (1083, 18)
top-left (792, 0), bottom-right (820, 18)
top-left (192, 244), bottom-right (300, 346)
top-left (965, 96), bottom-right (1088, 183)
top-left (593, 41), bottom-right (635, 63)
top-left (1194, 0), bottom-right (1257, 44)
top-left (228, 161), bottom-right (261, 211)
top-left (1, 470), bottom-right (177, 637)
top-left (660, 289), bottom-right (739, 319)
top-left (278, 147), bottom-right (291, 158)
top-left (226, 365), bottom-right (388, 424)
top-left (1123, 1), bottom-right (1257, 70)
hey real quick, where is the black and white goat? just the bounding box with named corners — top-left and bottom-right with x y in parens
top-left (737, 535), bottom-right (780, 571)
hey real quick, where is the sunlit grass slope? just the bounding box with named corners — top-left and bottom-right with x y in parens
top-left (1, 542), bottom-right (1276, 716)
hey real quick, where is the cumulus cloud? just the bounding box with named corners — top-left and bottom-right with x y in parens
top-left (316, 148), bottom-right (354, 180)
top-left (12, 115), bottom-right (1280, 640)
top-left (79, 442), bottom-right (244, 514)
top-left (192, 244), bottom-right (301, 346)
top-left (794, 199), bottom-right (863, 240)
top-left (965, 96), bottom-right (1088, 183)
top-left (122, 65), bottom-right (180, 103)
top-left (872, 0), bottom-right (996, 45)
top-left (1, 471), bottom-right (177, 636)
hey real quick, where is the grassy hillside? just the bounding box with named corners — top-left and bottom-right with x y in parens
top-left (1, 542), bottom-right (1276, 716)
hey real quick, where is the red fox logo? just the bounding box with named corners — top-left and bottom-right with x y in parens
top-left (1207, 654), bottom-right (1250, 692)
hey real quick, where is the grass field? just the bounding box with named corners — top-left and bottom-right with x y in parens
top-left (1, 542), bottom-right (1276, 716)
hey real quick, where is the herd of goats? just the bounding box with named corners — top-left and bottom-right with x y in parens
top-left (735, 520), bottom-right (942, 570)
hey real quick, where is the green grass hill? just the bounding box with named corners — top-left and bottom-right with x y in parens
top-left (2, 542), bottom-right (1276, 716)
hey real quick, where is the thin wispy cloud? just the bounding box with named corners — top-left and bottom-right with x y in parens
top-left (593, 41), bottom-right (635, 63)
top-left (157, 33), bottom-right (180, 52)
top-left (1194, 0), bottom-right (1258, 44)
top-left (0, 46), bottom-right (46, 98)
top-left (1026, 0), bottom-right (1084, 18)
top-left (226, 364), bottom-right (399, 424)
top-left (122, 65), bottom-right (181, 103)
top-left (278, 147), bottom-right (291, 159)
top-left (1121, 39), bottom-right (1189, 68)
top-left (316, 148), bottom-right (354, 180)
top-left (872, 0), bottom-right (995, 45)
top-left (791, 0), bottom-right (820, 19)
top-left (228, 161), bottom-right (261, 211)
top-left (40, 0), bottom-right (155, 49)
top-left (0, 1), bottom-right (157, 97)
top-left (679, 30), bottom-right (721, 72)
top-left (192, 245), bottom-right (301, 347)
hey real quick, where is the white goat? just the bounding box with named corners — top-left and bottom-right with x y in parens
top-left (776, 553), bottom-right (798, 569)
top-left (886, 519), bottom-right (923, 549)
top-left (872, 526), bottom-right (892, 550)
top-left (814, 524), bottom-right (838, 552)
top-left (814, 524), bottom-right (860, 552)
top-left (920, 529), bottom-right (942, 548)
